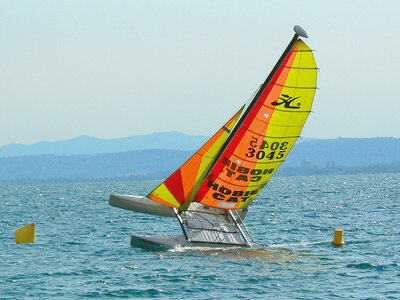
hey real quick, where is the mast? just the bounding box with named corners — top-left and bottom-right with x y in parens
top-left (203, 26), bottom-right (306, 185)
top-left (218, 26), bottom-right (307, 155)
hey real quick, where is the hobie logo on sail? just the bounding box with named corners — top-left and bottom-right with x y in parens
top-left (271, 94), bottom-right (301, 109)
top-left (206, 180), bottom-right (259, 203)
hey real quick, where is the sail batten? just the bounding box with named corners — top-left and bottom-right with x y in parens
top-left (271, 83), bottom-right (318, 89)
top-left (263, 107), bottom-right (312, 113)
top-left (282, 66), bottom-right (319, 70)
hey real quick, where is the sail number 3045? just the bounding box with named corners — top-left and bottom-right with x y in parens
top-left (246, 137), bottom-right (288, 160)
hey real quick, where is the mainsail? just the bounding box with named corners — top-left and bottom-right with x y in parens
top-left (194, 39), bottom-right (318, 210)
top-left (147, 29), bottom-right (317, 211)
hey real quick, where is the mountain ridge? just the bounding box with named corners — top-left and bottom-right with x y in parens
top-left (0, 136), bottom-right (400, 182)
top-left (0, 131), bottom-right (208, 157)
top-left (0, 132), bottom-right (318, 158)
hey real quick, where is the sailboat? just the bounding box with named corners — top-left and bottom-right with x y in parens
top-left (109, 25), bottom-right (318, 250)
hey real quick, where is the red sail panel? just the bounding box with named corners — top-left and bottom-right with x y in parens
top-left (194, 39), bottom-right (317, 209)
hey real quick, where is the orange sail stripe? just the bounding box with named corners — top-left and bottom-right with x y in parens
top-left (147, 193), bottom-right (176, 208)
top-left (179, 154), bottom-right (203, 200)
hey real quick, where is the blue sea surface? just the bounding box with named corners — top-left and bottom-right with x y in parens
top-left (1, 173), bottom-right (400, 298)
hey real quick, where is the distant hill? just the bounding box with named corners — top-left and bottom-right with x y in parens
top-left (285, 137), bottom-right (400, 167)
top-left (0, 131), bottom-right (207, 157)
top-left (0, 149), bottom-right (192, 180)
top-left (1, 137), bottom-right (400, 183)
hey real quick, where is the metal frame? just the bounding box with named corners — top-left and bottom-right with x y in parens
top-left (174, 207), bottom-right (251, 247)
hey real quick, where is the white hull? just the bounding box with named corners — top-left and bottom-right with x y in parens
top-left (109, 194), bottom-right (175, 217)
top-left (109, 194), bottom-right (252, 250)
top-left (131, 234), bottom-right (251, 251)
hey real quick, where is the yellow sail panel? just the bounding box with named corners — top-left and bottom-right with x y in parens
top-left (146, 106), bottom-right (244, 209)
top-left (194, 39), bottom-right (317, 209)
top-left (147, 184), bottom-right (181, 208)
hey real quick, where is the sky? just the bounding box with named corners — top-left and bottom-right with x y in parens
top-left (1, 1), bottom-right (399, 146)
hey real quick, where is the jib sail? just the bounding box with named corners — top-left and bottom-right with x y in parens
top-left (146, 106), bottom-right (244, 209)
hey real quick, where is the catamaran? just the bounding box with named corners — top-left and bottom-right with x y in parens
top-left (109, 25), bottom-right (318, 250)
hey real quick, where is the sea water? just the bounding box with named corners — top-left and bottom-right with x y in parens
top-left (1, 173), bottom-right (399, 298)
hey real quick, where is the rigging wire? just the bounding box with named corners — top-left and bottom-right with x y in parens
top-left (232, 210), bottom-right (268, 247)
